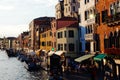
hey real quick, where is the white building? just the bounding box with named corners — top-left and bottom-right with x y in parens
top-left (56, 17), bottom-right (79, 57)
top-left (64, 0), bottom-right (79, 19)
top-left (79, 0), bottom-right (96, 53)
top-left (55, 0), bottom-right (79, 19)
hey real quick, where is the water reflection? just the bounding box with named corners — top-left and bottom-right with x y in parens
top-left (0, 50), bottom-right (48, 80)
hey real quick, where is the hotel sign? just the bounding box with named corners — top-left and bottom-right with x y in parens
top-left (85, 34), bottom-right (94, 40)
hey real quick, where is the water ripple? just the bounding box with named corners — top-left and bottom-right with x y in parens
top-left (0, 50), bottom-right (48, 80)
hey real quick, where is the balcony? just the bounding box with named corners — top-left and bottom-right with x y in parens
top-left (85, 33), bottom-right (94, 41)
top-left (106, 13), bottom-right (120, 26)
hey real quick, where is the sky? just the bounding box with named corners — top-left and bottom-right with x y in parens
top-left (0, 0), bottom-right (58, 38)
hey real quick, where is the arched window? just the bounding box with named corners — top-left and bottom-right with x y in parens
top-left (104, 32), bottom-right (109, 48)
top-left (114, 31), bottom-right (117, 48)
top-left (109, 32), bottom-right (113, 48)
top-left (118, 30), bottom-right (120, 48)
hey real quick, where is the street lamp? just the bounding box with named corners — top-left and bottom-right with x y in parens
top-left (89, 14), bottom-right (94, 19)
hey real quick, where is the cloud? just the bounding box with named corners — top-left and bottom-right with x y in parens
top-left (33, 0), bottom-right (58, 7)
top-left (0, 24), bottom-right (28, 37)
top-left (0, 0), bottom-right (58, 37)
top-left (48, 0), bottom-right (58, 6)
top-left (0, 5), bottom-right (14, 11)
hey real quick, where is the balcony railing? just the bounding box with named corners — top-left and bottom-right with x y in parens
top-left (106, 13), bottom-right (120, 26)
top-left (85, 33), bottom-right (94, 41)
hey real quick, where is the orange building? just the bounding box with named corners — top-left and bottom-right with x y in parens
top-left (40, 26), bottom-right (52, 52)
top-left (51, 19), bottom-right (57, 51)
top-left (95, 0), bottom-right (120, 54)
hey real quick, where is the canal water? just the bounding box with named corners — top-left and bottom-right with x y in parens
top-left (0, 50), bottom-right (49, 80)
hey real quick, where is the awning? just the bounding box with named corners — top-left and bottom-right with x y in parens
top-left (114, 59), bottom-right (120, 65)
top-left (94, 54), bottom-right (106, 61)
top-left (75, 54), bottom-right (94, 63)
top-left (35, 49), bottom-right (42, 56)
top-left (48, 51), bottom-right (55, 56)
top-left (54, 51), bottom-right (64, 56)
top-left (65, 53), bottom-right (77, 58)
top-left (42, 50), bottom-right (47, 53)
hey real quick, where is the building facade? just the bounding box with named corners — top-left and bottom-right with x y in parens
top-left (55, 0), bottom-right (64, 19)
top-left (79, 0), bottom-right (97, 53)
top-left (51, 19), bottom-right (57, 51)
top-left (64, 0), bottom-right (79, 19)
top-left (5, 37), bottom-right (16, 50)
top-left (29, 17), bottom-right (54, 51)
top-left (95, 0), bottom-right (120, 52)
top-left (21, 31), bottom-right (29, 53)
top-left (29, 20), bottom-right (35, 51)
top-left (56, 17), bottom-right (79, 57)
top-left (55, 0), bottom-right (79, 19)
top-left (40, 29), bottom-right (52, 51)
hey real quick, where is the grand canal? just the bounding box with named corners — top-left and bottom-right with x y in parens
top-left (0, 50), bottom-right (49, 80)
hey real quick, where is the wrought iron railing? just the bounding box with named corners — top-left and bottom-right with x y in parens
top-left (105, 13), bottom-right (120, 25)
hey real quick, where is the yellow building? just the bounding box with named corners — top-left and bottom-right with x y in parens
top-left (40, 29), bottom-right (52, 52)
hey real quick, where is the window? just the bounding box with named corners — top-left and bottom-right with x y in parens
top-left (78, 14), bottom-right (81, 23)
top-left (69, 7), bottom-right (70, 11)
top-left (87, 0), bottom-right (89, 3)
top-left (66, 8), bottom-right (67, 13)
top-left (69, 43), bottom-right (74, 51)
top-left (52, 42), bottom-right (53, 47)
top-left (73, 0), bottom-right (75, 3)
top-left (54, 23), bottom-right (56, 27)
top-left (49, 41), bottom-right (51, 46)
top-left (102, 10), bottom-right (108, 22)
top-left (42, 42), bottom-right (46, 46)
top-left (85, 0), bottom-right (87, 4)
top-left (79, 28), bottom-right (82, 37)
top-left (85, 0), bottom-right (89, 4)
top-left (96, 0), bottom-right (99, 3)
top-left (64, 44), bottom-right (67, 50)
top-left (54, 42), bottom-right (56, 48)
top-left (73, 6), bottom-right (75, 11)
top-left (95, 13), bottom-right (100, 25)
top-left (47, 41), bottom-right (49, 46)
top-left (87, 11), bottom-right (89, 19)
top-left (60, 32), bottom-right (63, 38)
top-left (64, 31), bottom-right (67, 37)
top-left (47, 41), bottom-right (51, 46)
top-left (58, 44), bottom-right (60, 50)
top-left (54, 32), bottom-right (56, 37)
top-left (90, 25), bottom-right (92, 33)
top-left (86, 27), bottom-right (88, 34)
top-left (50, 32), bottom-right (52, 36)
top-left (58, 44), bottom-right (63, 50)
top-left (69, 30), bottom-right (74, 38)
top-left (85, 11), bottom-right (87, 20)
top-left (88, 25), bottom-right (90, 33)
top-left (60, 44), bottom-right (63, 50)
top-left (58, 32), bottom-right (63, 38)
top-left (110, 4), bottom-right (115, 15)
top-left (58, 32), bottom-right (60, 38)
